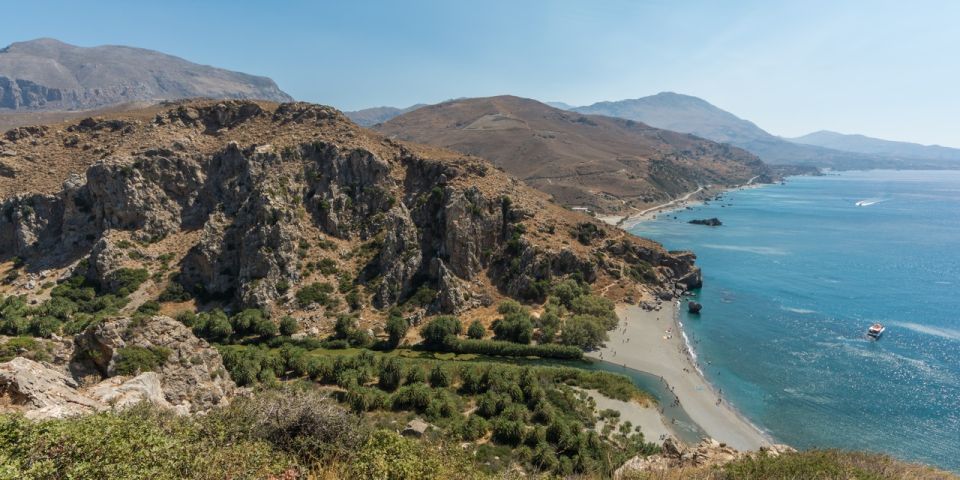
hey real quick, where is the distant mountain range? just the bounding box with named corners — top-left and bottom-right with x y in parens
top-left (344, 104), bottom-right (426, 126)
top-left (570, 93), bottom-right (959, 170)
top-left (0, 38), bottom-right (292, 111)
top-left (789, 130), bottom-right (960, 163)
top-left (376, 95), bottom-right (771, 214)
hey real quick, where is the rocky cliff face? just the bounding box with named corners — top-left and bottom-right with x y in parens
top-left (1, 100), bottom-right (699, 325)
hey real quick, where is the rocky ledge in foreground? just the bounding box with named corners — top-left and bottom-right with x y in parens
top-left (0, 315), bottom-right (234, 419)
top-left (614, 437), bottom-right (795, 478)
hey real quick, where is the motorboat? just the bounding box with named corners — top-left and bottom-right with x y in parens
top-left (867, 323), bottom-right (885, 339)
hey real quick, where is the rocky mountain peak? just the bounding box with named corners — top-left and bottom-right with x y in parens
top-left (0, 38), bottom-right (293, 111)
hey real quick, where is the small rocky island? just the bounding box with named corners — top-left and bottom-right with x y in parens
top-left (689, 218), bottom-right (722, 226)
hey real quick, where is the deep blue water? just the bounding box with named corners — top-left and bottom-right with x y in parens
top-left (627, 170), bottom-right (960, 471)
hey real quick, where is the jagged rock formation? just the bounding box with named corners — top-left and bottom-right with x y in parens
top-left (0, 99), bottom-right (701, 329)
top-left (0, 314), bottom-right (232, 419)
top-left (0, 356), bottom-right (103, 419)
top-left (72, 316), bottom-right (235, 411)
top-left (0, 38), bottom-right (292, 111)
top-left (0, 356), bottom-right (174, 419)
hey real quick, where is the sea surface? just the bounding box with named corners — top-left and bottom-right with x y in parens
top-left (627, 170), bottom-right (960, 471)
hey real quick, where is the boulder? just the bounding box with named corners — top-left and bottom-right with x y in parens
top-left (402, 418), bottom-right (432, 437)
top-left (0, 357), bottom-right (102, 419)
top-left (73, 315), bottom-right (235, 412)
top-left (688, 301), bottom-right (703, 314)
top-left (688, 218), bottom-right (722, 226)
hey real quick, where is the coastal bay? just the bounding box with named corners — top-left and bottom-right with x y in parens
top-left (586, 303), bottom-right (773, 451)
top-left (625, 170), bottom-right (960, 471)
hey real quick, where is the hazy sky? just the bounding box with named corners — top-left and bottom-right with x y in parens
top-left (3, 0), bottom-right (959, 147)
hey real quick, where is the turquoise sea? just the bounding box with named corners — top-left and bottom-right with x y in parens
top-left (627, 170), bottom-right (960, 471)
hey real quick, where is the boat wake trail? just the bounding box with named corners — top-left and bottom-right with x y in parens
top-left (854, 198), bottom-right (887, 207)
top-left (893, 322), bottom-right (960, 342)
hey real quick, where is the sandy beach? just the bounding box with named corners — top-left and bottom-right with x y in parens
top-left (585, 303), bottom-right (774, 451)
top-left (597, 179), bottom-right (765, 229)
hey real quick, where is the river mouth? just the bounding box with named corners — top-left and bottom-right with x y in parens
top-left (575, 359), bottom-right (707, 444)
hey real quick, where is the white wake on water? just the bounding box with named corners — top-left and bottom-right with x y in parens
top-left (893, 322), bottom-right (960, 342)
top-left (782, 307), bottom-right (817, 314)
top-left (701, 244), bottom-right (789, 256)
top-left (854, 198), bottom-right (888, 207)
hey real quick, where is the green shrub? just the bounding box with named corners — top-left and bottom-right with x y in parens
top-left (391, 383), bottom-right (432, 412)
top-left (570, 295), bottom-right (617, 329)
top-left (316, 258), bottom-right (339, 275)
top-left (559, 314), bottom-right (608, 350)
top-left (0, 406), bottom-right (290, 479)
top-left (137, 301), bottom-right (161, 315)
top-left (491, 418), bottom-right (525, 446)
top-left (218, 345), bottom-right (284, 387)
top-left (113, 346), bottom-right (172, 375)
top-left (349, 430), bottom-right (452, 480)
top-left (408, 286), bottom-right (437, 307)
top-left (278, 316), bottom-right (298, 336)
top-left (296, 282), bottom-right (336, 308)
top-left (109, 268), bottom-right (149, 296)
top-left (419, 316), bottom-right (462, 347)
top-left (0, 336), bottom-right (50, 362)
top-left (405, 366), bottom-right (426, 384)
top-left (428, 364), bottom-right (451, 388)
top-left (442, 338), bottom-right (583, 360)
top-left (378, 357), bottom-right (404, 391)
top-left (159, 280), bottom-right (191, 302)
top-left (193, 309), bottom-right (233, 342)
top-left (455, 415), bottom-right (489, 441)
top-left (466, 319), bottom-right (486, 339)
top-left (28, 316), bottom-right (61, 338)
top-left (384, 313), bottom-right (409, 349)
top-left (492, 309), bottom-right (533, 344)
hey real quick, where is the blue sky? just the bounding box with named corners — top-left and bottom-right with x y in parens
top-left (3, 0), bottom-right (959, 147)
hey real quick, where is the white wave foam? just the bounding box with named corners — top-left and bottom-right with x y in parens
top-left (782, 307), bottom-right (817, 314)
top-left (855, 198), bottom-right (887, 207)
top-left (677, 320), bottom-right (704, 377)
top-left (894, 322), bottom-right (960, 342)
top-left (701, 244), bottom-right (788, 256)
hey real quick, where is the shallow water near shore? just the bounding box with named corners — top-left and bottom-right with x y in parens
top-left (582, 360), bottom-right (707, 444)
top-left (628, 170), bottom-right (960, 471)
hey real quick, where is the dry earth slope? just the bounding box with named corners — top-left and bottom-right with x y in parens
top-left (376, 95), bottom-right (773, 214)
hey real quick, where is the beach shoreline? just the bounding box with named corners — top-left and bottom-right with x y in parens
top-left (597, 180), bottom-right (767, 229)
top-left (586, 302), bottom-right (775, 451)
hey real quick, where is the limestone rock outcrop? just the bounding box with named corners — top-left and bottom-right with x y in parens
top-left (0, 357), bottom-right (101, 419)
top-left (73, 316), bottom-right (234, 412)
top-left (0, 356), bottom-right (188, 419)
top-left (614, 437), bottom-right (796, 478)
top-left (1, 100), bottom-right (703, 317)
